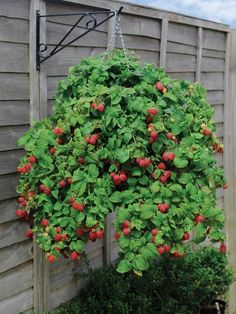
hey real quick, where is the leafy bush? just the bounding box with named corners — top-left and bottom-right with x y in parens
top-left (16, 49), bottom-right (227, 273)
top-left (47, 247), bottom-right (234, 314)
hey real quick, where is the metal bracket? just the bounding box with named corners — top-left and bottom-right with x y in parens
top-left (36, 6), bottom-right (123, 70)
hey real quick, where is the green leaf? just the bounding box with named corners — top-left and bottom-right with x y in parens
top-left (116, 259), bottom-right (132, 273)
top-left (115, 149), bottom-right (130, 163)
top-left (60, 217), bottom-right (70, 227)
top-left (86, 216), bottom-right (97, 227)
top-left (110, 191), bottom-right (123, 203)
top-left (174, 157), bottom-right (188, 168)
top-left (133, 254), bottom-right (149, 271)
top-left (179, 173), bottom-right (192, 184)
top-left (119, 237), bottom-right (130, 248)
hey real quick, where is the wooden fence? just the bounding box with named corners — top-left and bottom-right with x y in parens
top-left (0, 0), bottom-right (235, 313)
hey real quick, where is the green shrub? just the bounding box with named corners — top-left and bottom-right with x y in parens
top-left (47, 247), bottom-right (233, 314)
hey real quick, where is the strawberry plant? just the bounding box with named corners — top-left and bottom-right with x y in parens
top-left (16, 49), bottom-right (227, 274)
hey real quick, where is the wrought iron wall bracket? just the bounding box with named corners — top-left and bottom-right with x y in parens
top-left (36, 7), bottom-right (123, 70)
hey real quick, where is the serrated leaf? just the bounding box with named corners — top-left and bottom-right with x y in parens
top-left (174, 157), bottom-right (188, 169)
top-left (110, 191), bottom-right (123, 203)
top-left (133, 254), bottom-right (149, 271)
top-left (117, 259), bottom-right (132, 273)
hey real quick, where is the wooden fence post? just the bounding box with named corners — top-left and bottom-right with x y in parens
top-left (225, 29), bottom-right (236, 314)
top-left (29, 0), bottom-right (49, 313)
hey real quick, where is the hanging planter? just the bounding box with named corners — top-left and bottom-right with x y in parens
top-left (16, 49), bottom-right (227, 273)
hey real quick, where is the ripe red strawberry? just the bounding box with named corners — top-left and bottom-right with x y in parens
top-left (24, 163), bottom-right (32, 172)
top-left (53, 127), bottom-right (61, 135)
top-left (157, 162), bottom-right (166, 170)
top-left (138, 159), bottom-right (146, 167)
top-left (25, 229), bottom-right (33, 238)
top-left (157, 246), bottom-right (165, 255)
top-left (114, 232), bottom-right (120, 240)
top-left (78, 157), bottom-right (85, 164)
top-left (146, 115), bottom-right (152, 123)
top-left (76, 228), bottom-right (84, 237)
top-left (168, 152), bottom-right (176, 160)
top-left (196, 215), bottom-right (204, 223)
top-left (150, 131), bottom-right (158, 139)
top-left (167, 132), bottom-right (173, 140)
top-left (89, 231), bottom-right (97, 241)
top-left (39, 184), bottom-right (46, 192)
top-left (91, 103), bottom-right (97, 109)
top-left (48, 254), bottom-right (56, 263)
top-left (21, 200), bottom-right (27, 207)
top-left (122, 220), bottom-right (130, 229)
top-left (17, 167), bottom-right (24, 173)
top-left (28, 156), bottom-right (37, 163)
top-left (151, 237), bottom-right (156, 243)
top-left (16, 209), bottom-right (23, 217)
top-left (120, 173), bottom-right (127, 182)
top-left (164, 203), bottom-right (170, 209)
top-left (151, 229), bottom-right (158, 236)
top-left (85, 136), bottom-right (91, 144)
top-left (110, 172), bottom-right (116, 178)
top-left (59, 180), bottom-right (67, 188)
top-left (163, 153), bottom-right (169, 161)
top-left (155, 81), bottom-right (164, 91)
top-left (97, 103), bottom-right (105, 112)
top-left (172, 251), bottom-right (180, 258)
top-left (57, 138), bottom-right (63, 145)
top-left (213, 142), bottom-right (219, 150)
top-left (44, 188), bottom-right (51, 195)
top-left (182, 232), bottom-right (190, 241)
top-left (69, 197), bottom-right (75, 204)
top-left (223, 184), bottom-right (228, 189)
top-left (113, 175), bottom-right (121, 186)
top-left (41, 219), bottom-right (49, 227)
top-left (17, 197), bottom-right (25, 204)
top-left (96, 229), bottom-right (104, 239)
top-left (67, 178), bottom-right (73, 184)
top-left (159, 176), bottom-right (167, 184)
top-left (147, 108), bottom-right (158, 115)
top-left (72, 202), bottom-right (84, 212)
top-left (61, 233), bottom-right (68, 241)
top-left (54, 234), bottom-right (61, 242)
top-left (123, 228), bottom-right (131, 236)
top-left (164, 170), bottom-right (171, 179)
top-left (28, 191), bottom-right (35, 197)
top-left (144, 158), bottom-right (151, 167)
top-left (220, 243), bottom-right (227, 253)
top-left (70, 251), bottom-right (80, 261)
top-left (218, 145), bottom-right (224, 154)
top-left (157, 204), bottom-right (167, 213)
top-left (203, 128), bottom-right (212, 136)
top-left (55, 227), bottom-right (61, 233)
top-left (49, 147), bottom-right (55, 154)
top-left (164, 244), bottom-right (171, 253)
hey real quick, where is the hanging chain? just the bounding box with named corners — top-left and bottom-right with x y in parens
top-left (104, 12), bottom-right (129, 70)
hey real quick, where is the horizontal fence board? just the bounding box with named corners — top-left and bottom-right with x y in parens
top-left (0, 73), bottom-right (29, 100)
top-left (0, 101), bottom-right (30, 126)
top-left (201, 57), bottom-right (224, 72)
top-left (202, 48), bottom-right (225, 59)
top-left (215, 152), bottom-right (223, 167)
top-left (50, 261), bottom-right (77, 291)
top-left (0, 220), bottom-right (29, 249)
top-left (167, 41), bottom-right (197, 55)
top-left (0, 261), bottom-right (32, 302)
top-left (46, 1), bottom-right (108, 32)
top-left (0, 173), bottom-right (19, 201)
top-left (46, 46), bottom-right (105, 76)
top-left (46, 20), bottom-right (107, 48)
top-left (134, 49), bottom-right (159, 65)
top-left (0, 16), bottom-right (28, 43)
top-left (0, 150), bottom-right (25, 175)
top-left (0, 198), bottom-right (18, 224)
top-left (116, 34), bottom-right (160, 51)
top-left (167, 71), bottom-right (195, 82)
top-left (0, 240), bottom-right (32, 274)
top-left (202, 29), bottom-right (226, 51)
top-left (0, 288), bottom-right (33, 314)
top-left (168, 22), bottom-right (197, 46)
top-left (206, 90), bottom-right (224, 105)
top-left (166, 53), bottom-right (196, 72)
top-left (202, 72), bottom-right (224, 90)
top-left (48, 75), bottom-right (65, 100)
top-left (214, 104), bottom-right (224, 123)
top-left (0, 125), bottom-right (29, 151)
top-left (0, 0), bottom-right (29, 19)
top-left (215, 122), bottom-right (223, 137)
top-left (121, 14), bottom-right (161, 38)
top-left (48, 281), bottom-right (77, 311)
top-left (0, 42), bottom-right (28, 73)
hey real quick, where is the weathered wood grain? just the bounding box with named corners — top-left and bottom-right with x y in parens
top-left (0, 73), bottom-right (29, 100)
top-left (168, 22), bottom-right (197, 46)
top-left (49, 261), bottom-right (77, 291)
top-left (0, 17), bottom-right (28, 43)
top-left (0, 288), bottom-right (33, 314)
top-left (48, 281), bottom-right (77, 311)
top-left (213, 103), bottom-right (224, 123)
top-left (47, 75), bottom-right (66, 100)
top-left (0, 198), bottom-right (18, 224)
top-left (196, 27), bottom-right (202, 82)
top-left (166, 53), bottom-right (196, 72)
top-left (0, 173), bottom-right (19, 201)
top-left (206, 90), bottom-right (224, 105)
top-left (167, 41), bottom-right (197, 56)
top-left (201, 57), bottom-right (225, 72)
top-left (202, 29), bottom-right (226, 51)
top-left (167, 72), bottom-right (195, 82)
top-left (0, 125), bottom-right (29, 151)
top-left (0, 240), bottom-right (32, 274)
top-left (0, 0), bottom-right (29, 19)
top-left (46, 46), bottom-right (104, 76)
top-left (202, 49), bottom-right (225, 59)
top-left (0, 220), bottom-right (29, 249)
top-left (215, 122), bottom-right (223, 137)
top-left (46, 20), bottom-right (107, 48)
top-left (159, 18), bottom-right (168, 67)
top-left (0, 101), bottom-right (30, 125)
top-left (116, 34), bottom-right (160, 51)
top-left (0, 149), bottom-right (25, 175)
top-left (0, 261), bottom-right (33, 302)
top-left (201, 72), bottom-right (224, 90)
top-left (0, 42), bottom-right (28, 73)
